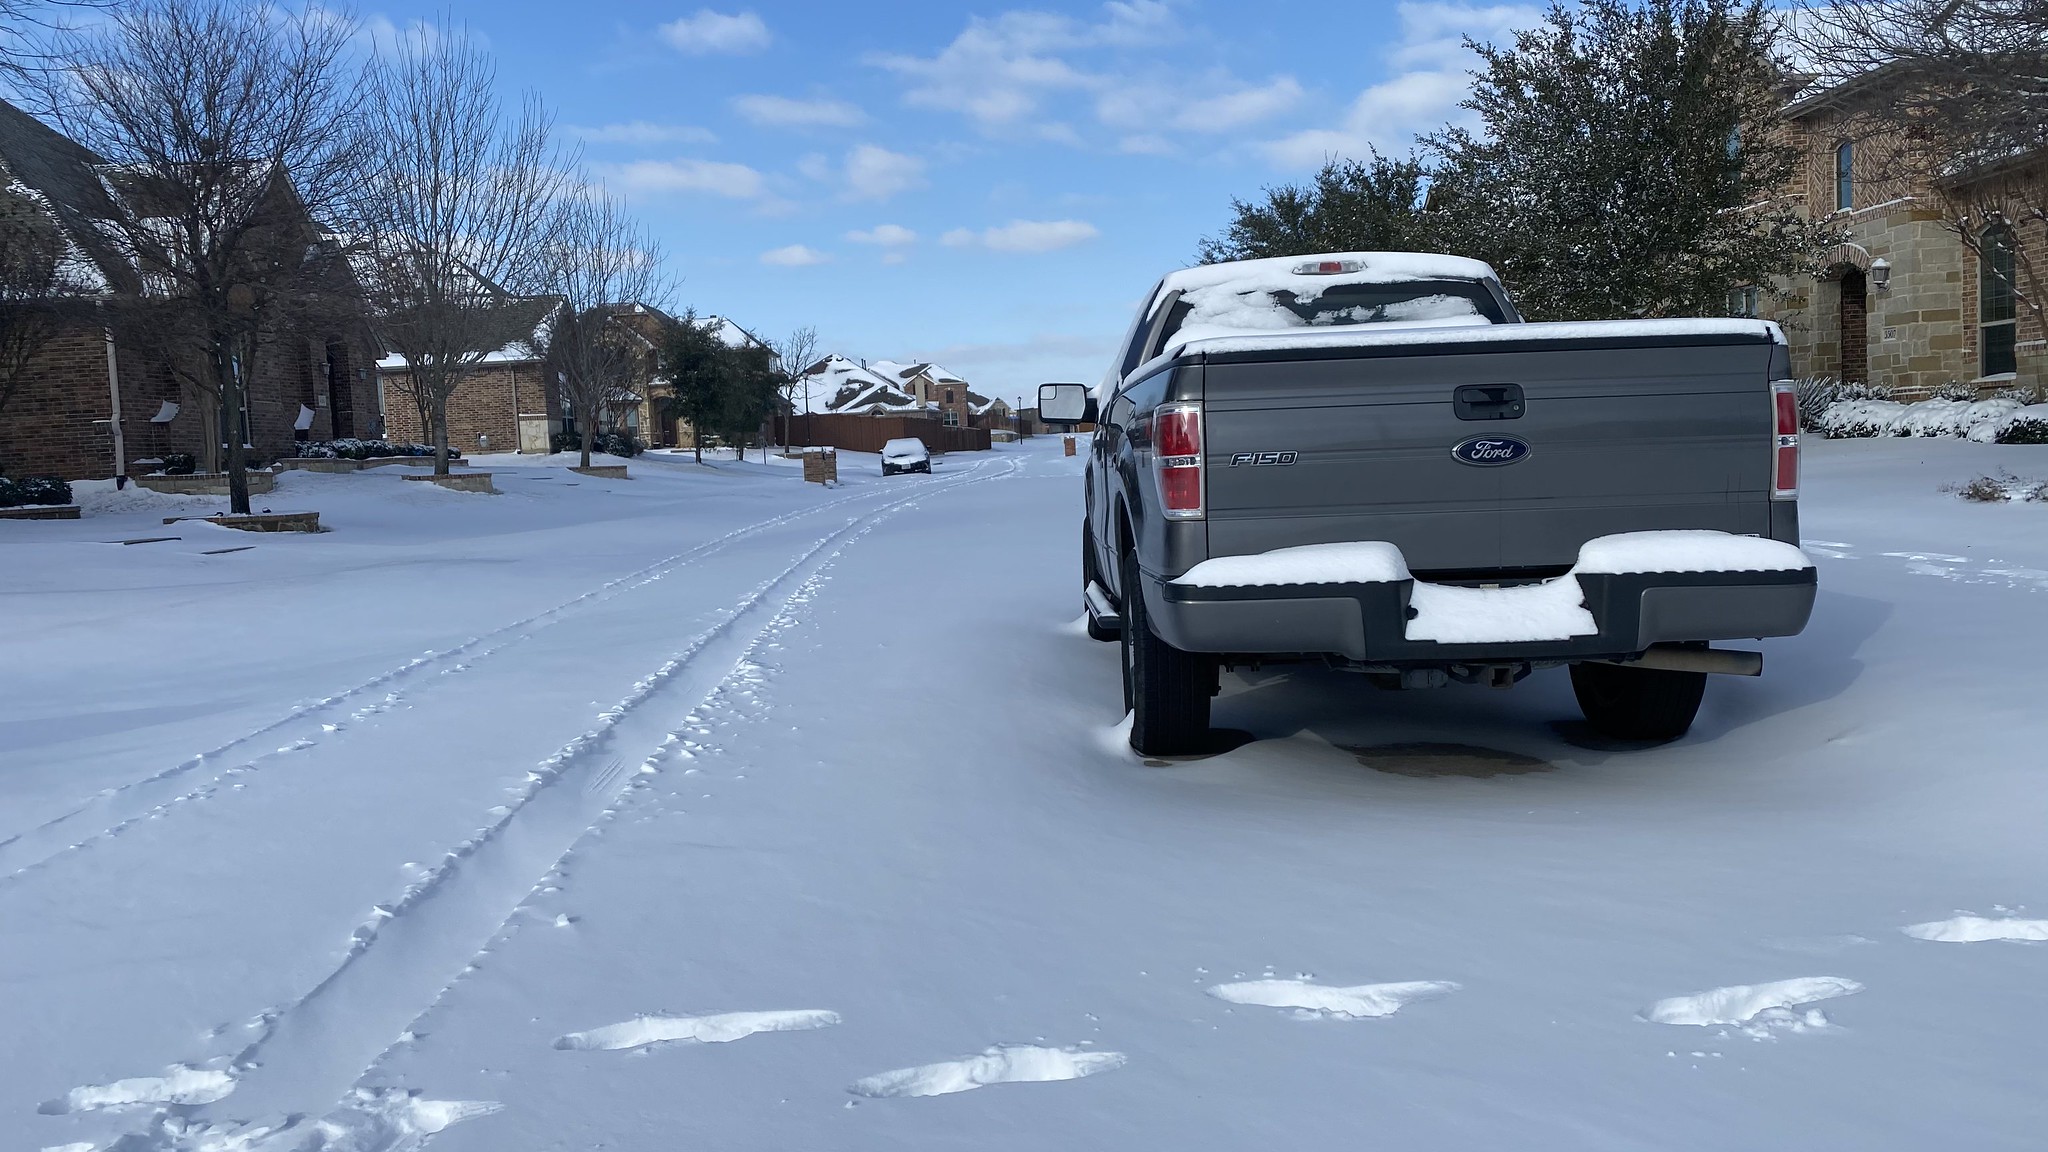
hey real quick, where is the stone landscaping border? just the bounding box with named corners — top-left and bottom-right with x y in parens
top-left (570, 465), bottom-right (630, 479)
top-left (0, 505), bottom-right (81, 520)
top-left (403, 473), bottom-right (496, 494)
top-left (162, 512), bottom-right (321, 532)
top-left (136, 471), bottom-right (276, 496)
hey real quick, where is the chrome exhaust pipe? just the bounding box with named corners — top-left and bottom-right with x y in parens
top-left (1600, 645), bottom-right (1763, 677)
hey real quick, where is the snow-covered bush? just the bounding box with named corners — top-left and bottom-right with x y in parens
top-left (1996, 384), bottom-right (2043, 404)
top-left (297, 439), bottom-right (440, 460)
top-left (1820, 396), bottom-right (2039, 441)
top-left (162, 453), bottom-right (197, 474)
top-left (1931, 380), bottom-right (1979, 402)
top-left (1, 475), bottom-right (74, 505)
top-left (1837, 381), bottom-right (1895, 402)
top-left (1999, 415), bottom-right (2048, 445)
top-left (549, 431), bottom-right (644, 457)
top-left (1950, 472), bottom-right (2047, 502)
top-left (1819, 398), bottom-right (1908, 437)
top-left (1792, 377), bottom-right (1840, 431)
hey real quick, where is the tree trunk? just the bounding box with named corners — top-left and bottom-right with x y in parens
top-left (431, 393), bottom-right (452, 476)
top-left (693, 419), bottom-right (702, 464)
top-left (580, 419), bottom-right (594, 469)
top-left (213, 345), bottom-right (252, 515)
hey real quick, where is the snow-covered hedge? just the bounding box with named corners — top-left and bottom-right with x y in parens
top-left (296, 439), bottom-right (441, 460)
top-left (0, 475), bottom-right (74, 506)
top-left (1819, 397), bottom-right (2048, 444)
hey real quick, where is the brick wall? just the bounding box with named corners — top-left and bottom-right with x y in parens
top-left (1, 326), bottom-right (113, 478)
top-left (380, 360), bottom-right (549, 453)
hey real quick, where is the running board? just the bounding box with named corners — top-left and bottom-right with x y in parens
top-left (1599, 645), bottom-right (1762, 677)
top-left (1085, 580), bottom-right (1121, 632)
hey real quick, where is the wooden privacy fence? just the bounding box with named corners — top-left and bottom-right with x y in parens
top-left (774, 414), bottom-right (991, 454)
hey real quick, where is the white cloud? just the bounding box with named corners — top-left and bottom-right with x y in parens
top-left (868, 1), bottom-right (1178, 134)
top-left (844, 145), bottom-right (927, 201)
top-left (846, 224), bottom-right (918, 246)
top-left (732, 94), bottom-right (867, 128)
top-left (800, 148), bottom-right (927, 201)
top-left (1117, 134), bottom-right (1176, 156)
top-left (659, 9), bottom-right (771, 55)
top-left (1175, 77), bottom-right (1305, 132)
top-left (609, 158), bottom-right (765, 198)
top-left (761, 244), bottom-right (831, 266)
top-left (1263, 1), bottom-right (1541, 167)
top-left (881, 251), bottom-right (909, 266)
top-left (570, 121), bottom-right (718, 146)
top-left (943, 219), bottom-right (1099, 253)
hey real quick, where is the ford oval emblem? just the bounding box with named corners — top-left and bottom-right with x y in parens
top-left (1451, 435), bottom-right (1531, 467)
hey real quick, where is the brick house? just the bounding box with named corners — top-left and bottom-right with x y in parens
top-left (1753, 72), bottom-right (2045, 397)
top-left (376, 297), bottom-right (565, 454)
top-left (0, 99), bottom-right (380, 480)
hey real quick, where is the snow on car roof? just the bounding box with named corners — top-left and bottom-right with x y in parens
top-left (882, 438), bottom-right (927, 452)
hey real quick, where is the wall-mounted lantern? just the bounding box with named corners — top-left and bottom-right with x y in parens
top-left (1870, 257), bottom-right (1892, 293)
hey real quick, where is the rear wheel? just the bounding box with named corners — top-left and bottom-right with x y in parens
top-left (1569, 661), bottom-right (1707, 741)
top-left (1120, 547), bottom-right (1214, 755)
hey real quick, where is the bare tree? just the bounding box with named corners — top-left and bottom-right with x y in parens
top-left (771, 324), bottom-right (817, 457)
top-left (1, 0), bottom-right (110, 82)
top-left (350, 22), bottom-right (570, 475)
top-left (37, 0), bottom-right (367, 513)
top-left (529, 188), bottom-right (667, 468)
top-left (1794, 0), bottom-right (2048, 354)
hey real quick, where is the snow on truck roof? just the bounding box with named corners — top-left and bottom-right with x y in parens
top-left (1178, 317), bottom-right (1786, 357)
top-left (1155, 252), bottom-right (1501, 308)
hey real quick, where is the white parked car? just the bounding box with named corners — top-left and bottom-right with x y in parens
top-left (880, 438), bottom-right (931, 476)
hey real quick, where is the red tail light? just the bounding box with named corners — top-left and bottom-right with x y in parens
top-left (1154, 404), bottom-right (1204, 520)
top-left (1772, 382), bottom-right (1799, 500)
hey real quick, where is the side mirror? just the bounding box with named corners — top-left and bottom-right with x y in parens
top-left (1038, 382), bottom-right (1096, 426)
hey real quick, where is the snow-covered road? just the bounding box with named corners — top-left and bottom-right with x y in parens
top-left (5, 438), bottom-right (2047, 1151)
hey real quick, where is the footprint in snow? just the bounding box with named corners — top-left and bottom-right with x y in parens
top-left (1902, 915), bottom-right (2048, 943)
top-left (554, 1009), bottom-right (839, 1052)
top-left (37, 1065), bottom-right (235, 1114)
top-left (1639, 977), bottom-right (1862, 1040)
top-left (848, 1044), bottom-right (1125, 1099)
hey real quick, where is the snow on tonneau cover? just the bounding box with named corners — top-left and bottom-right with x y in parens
top-left (1155, 254), bottom-right (1790, 577)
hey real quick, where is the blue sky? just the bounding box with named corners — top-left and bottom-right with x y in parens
top-left (367, 0), bottom-right (1540, 402)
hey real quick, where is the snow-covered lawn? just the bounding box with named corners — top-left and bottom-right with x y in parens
top-left (3, 436), bottom-right (2045, 1151)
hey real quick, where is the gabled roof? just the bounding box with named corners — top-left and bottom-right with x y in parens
top-left (0, 98), bottom-right (130, 292)
top-left (703, 314), bottom-right (774, 354)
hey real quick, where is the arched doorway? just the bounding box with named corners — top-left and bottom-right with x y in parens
top-left (1837, 267), bottom-right (1869, 383)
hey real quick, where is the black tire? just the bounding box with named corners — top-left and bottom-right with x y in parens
top-left (1083, 521), bottom-right (1117, 643)
top-left (1120, 547), bottom-right (1214, 755)
top-left (1569, 661), bottom-right (1708, 741)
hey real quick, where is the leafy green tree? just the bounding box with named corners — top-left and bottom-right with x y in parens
top-left (712, 342), bottom-right (781, 458)
top-left (1198, 151), bottom-right (1434, 264)
top-left (660, 310), bottom-right (730, 464)
top-left (1423, 0), bottom-right (1834, 320)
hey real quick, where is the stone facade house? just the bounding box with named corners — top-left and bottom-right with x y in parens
top-left (0, 99), bottom-right (380, 480)
top-left (1755, 72), bottom-right (2045, 397)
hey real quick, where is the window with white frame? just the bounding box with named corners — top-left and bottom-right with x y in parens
top-left (1835, 140), bottom-right (1854, 211)
top-left (1728, 285), bottom-right (1762, 318)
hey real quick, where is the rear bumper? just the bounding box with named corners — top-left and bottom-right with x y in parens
top-left (1145, 568), bottom-right (1816, 663)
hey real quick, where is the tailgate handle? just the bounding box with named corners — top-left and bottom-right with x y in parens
top-left (1454, 383), bottom-right (1525, 421)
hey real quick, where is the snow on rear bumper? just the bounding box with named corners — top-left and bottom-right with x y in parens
top-left (1146, 534), bottom-right (1816, 662)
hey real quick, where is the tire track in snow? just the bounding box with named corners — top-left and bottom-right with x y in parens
top-left (130, 459), bottom-right (1020, 1141)
top-left (0, 463), bottom-right (991, 887)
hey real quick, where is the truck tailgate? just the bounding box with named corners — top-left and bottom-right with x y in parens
top-left (1198, 334), bottom-right (1779, 575)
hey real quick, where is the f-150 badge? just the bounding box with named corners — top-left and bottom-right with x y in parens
top-left (1228, 452), bottom-right (1297, 466)
top-left (1451, 436), bottom-right (1531, 466)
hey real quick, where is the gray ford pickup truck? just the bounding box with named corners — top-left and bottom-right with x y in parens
top-left (1040, 252), bottom-right (1816, 756)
